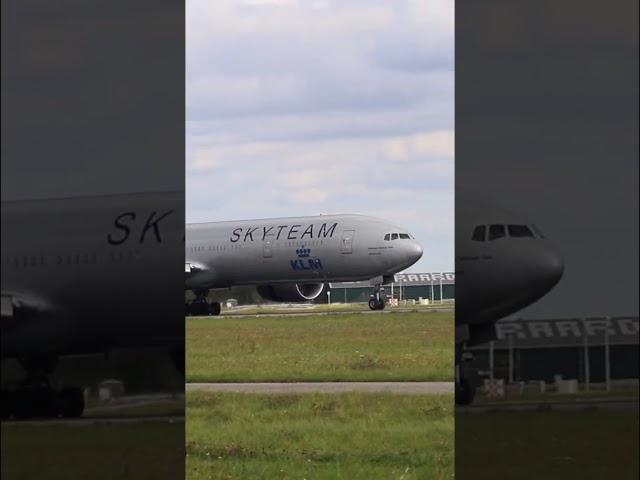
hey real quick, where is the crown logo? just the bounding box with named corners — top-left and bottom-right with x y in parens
top-left (296, 246), bottom-right (311, 258)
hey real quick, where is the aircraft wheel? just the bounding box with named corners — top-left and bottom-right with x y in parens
top-left (13, 387), bottom-right (57, 419)
top-left (455, 377), bottom-right (475, 405)
top-left (208, 302), bottom-right (221, 316)
top-left (377, 298), bottom-right (386, 310)
top-left (189, 300), bottom-right (209, 316)
top-left (368, 298), bottom-right (379, 310)
top-left (57, 388), bottom-right (85, 418)
top-left (1, 390), bottom-right (15, 419)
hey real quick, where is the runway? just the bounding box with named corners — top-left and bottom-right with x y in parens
top-left (1, 415), bottom-right (184, 427)
top-left (186, 303), bottom-right (454, 319)
top-left (187, 381), bottom-right (454, 395)
top-left (214, 308), bottom-right (454, 319)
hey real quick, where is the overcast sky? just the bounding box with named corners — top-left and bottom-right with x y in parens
top-left (186, 0), bottom-right (454, 273)
top-left (457, 1), bottom-right (638, 318)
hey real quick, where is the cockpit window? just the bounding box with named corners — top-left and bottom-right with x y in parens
top-left (391, 233), bottom-right (399, 240)
top-left (531, 224), bottom-right (545, 239)
top-left (399, 233), bottom-right (411, 239)
top-left (472, 225), bottom-right (486, 242)
top-left (488, 224), bottom-right (506, 240)
top-left (384, 234), bottom-right (390, 241)
top-left (508, 225), bottom-right (534, 238)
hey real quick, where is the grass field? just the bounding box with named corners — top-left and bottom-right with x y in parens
top-left (187, 392), bottom-right (454, 480)
top-left (186, 311), bottom-right (453, 382)
top-left (1, 421), bottom-right (184, 480)
top-left (456, 409), bottom-right (639, 479)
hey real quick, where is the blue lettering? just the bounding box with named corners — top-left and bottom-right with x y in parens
top-left (291, 258), bottom-right (323, 271)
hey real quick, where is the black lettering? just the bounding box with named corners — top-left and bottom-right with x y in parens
top-left (288, 225), bottom-right (301, 240)
top-left (263, 226), bottom-right (274, 240)
top-left (244, 227), bottom-right (258, 242)
top-left (301, 224), bottom-right (314, 239)
top-left (318, 222), bottom-right (338, 238)
top-left (276, 225), bottom-right (288, 240)
top-left (108, 212), bottom-right (136, 245)
top-left (230, 228), bottom-right (242, 243)
top-left (140, 210), bottom-right (173, 244)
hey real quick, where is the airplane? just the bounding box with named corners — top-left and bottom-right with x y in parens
top-left (455, 197), bottom-right (564, 404)
top-left (185, 214), bottom-right (424, 315)
top-left (2, 199), bottom-right (422, 419)
top-left (1, 192), bottom-right (185, 419)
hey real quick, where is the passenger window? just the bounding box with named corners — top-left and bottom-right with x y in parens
top-left (489, 224), bottom-right (506, 240)
top-left (384, 234), bottom-right (390, 241)
top-left (391, 233), bottom-right (399, 240)
top-left (472, 225), bottom-right (486, 242)
top-left (508, 225), bottom-right (534, 238)
top-left (399, 233), bottom-right (411, 239)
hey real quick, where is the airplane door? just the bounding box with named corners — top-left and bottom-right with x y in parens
top-left (263, 240), bottom-right (273, 258)
top-left (341, 230), bottom-right (355, 254)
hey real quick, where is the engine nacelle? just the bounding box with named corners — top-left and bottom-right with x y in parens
top-left (256, 283), bottom-right (325, 303)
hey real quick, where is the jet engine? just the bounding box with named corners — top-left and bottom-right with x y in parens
top-left (256, 283), bottom-right (325, 303)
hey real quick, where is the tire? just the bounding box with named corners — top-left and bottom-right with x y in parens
top-left (368, 298), bottom-right (378, 310)
top-left (189, 300), bottom-right (208, 316)
top-left (1, 391), bottom-right (15, 419)
top-left (209, 302), bottom-right (221, 316)
top-left (57, 388), bottom-right (85, 418)
top-left (455, 378), bottom-right (475, 405)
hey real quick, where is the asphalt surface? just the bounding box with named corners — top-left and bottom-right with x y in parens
top-left (186, 304), bottom-right (454, 319)
top-left (187, 381), bottom-right (454, 395)
top-left (1, 415), bottom-right (184, 426)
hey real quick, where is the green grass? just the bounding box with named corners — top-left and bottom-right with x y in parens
top-left (456, 409), bottom-right (639, 479)
top-left (187, 392), bottom-right (454, 480)
top-left (186, 311), bottom-right (453, 382)
top-left (1, 421), bottom-right (184, 480)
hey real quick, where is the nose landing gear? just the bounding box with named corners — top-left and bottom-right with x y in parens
top-left (1, 356), bottom-right (85, 420)
top-left (186, 289), bottom-right (221, 316)
top-left (368, 284), bottom-right (386, 311)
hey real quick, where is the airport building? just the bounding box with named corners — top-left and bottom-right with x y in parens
top-left (322, 272), bottom-right (456, 304)
top-left (465, 316), bottom-right (640, 385)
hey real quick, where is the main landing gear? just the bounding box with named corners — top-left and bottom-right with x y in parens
top-left (186, 289), bottom-right (221, 316)
top-left (368, 284), bottom-right (386, 311)
top-left (1, 356), bottom-right (84, 420)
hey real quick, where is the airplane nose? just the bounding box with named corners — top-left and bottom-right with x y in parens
top-left (540, 247), bottom-right (564, 288)
top-left (408, 242), bottom-right (424, 265)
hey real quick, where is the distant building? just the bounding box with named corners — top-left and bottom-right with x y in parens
top-left (323, 272), bottom-right (455, 304)
top-left (466, 316), bottom-right (639, 384)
